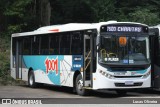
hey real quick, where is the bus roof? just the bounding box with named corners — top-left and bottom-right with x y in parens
top-left (12, 23), bottom-right (95, 37)
top-left (12, 21), bottom-right (148, 37)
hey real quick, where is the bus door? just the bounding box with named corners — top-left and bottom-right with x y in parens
top-left (15, 38), bottom-right (23, 79)
top-left (149, 28), bottom-right (160, 88)
top-left (83, 29), bottom-right (97, 87)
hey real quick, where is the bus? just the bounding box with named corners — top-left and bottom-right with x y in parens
top-left (149, 25), bottom-right (160, 90)
top-left (11, 21), bottom-right (151, 96)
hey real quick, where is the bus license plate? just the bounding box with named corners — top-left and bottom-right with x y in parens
top-left (125, 81), bottom-right (134, 85)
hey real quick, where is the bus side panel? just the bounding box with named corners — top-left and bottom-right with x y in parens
top-left (21, 68), bottom-right (28, 81)
top-left (23, 55), bottom-right (62, 85)
top-left (22, 55), bottom-right (83, 87)
top-left (11, 56), bottom-right (16, 79)
top-left (11, 68), bottom-right (16, 79)
top-left (60, 56), bottom-right (74, 87)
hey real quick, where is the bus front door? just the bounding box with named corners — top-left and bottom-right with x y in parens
top-left (83, 30), bottom-right (97, 88)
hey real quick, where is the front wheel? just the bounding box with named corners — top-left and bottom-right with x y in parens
top-left (75, 74), bottom-right (88, 96)
top-left (28, 71), bottom-right (37, 88)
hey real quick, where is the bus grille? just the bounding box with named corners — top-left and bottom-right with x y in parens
top-left (115, 82), bottom-right (143, 87)
top-left (114, 76), bottom-right (142, 78)
top-left (111, 67), bottom-right (145, 71)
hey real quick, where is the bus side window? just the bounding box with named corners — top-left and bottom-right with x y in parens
top-left (41, 34), bottom-right (49, 55)
top-left (157, 37), bottom-right (160, 59)
top-left (23, 37), bottom-right (31, 55)
top-left (153, 36), bottom-right (160, 66)
top-left (71, 32), bottom-right (83, 55)
top-left (12, 37), bottom-right (16, 68)
top-left (32, 36), bottom-right (40, 55)
top-left (158, 37), bottom-right (160, 56)
top-left (50, 34), bottom-right (60, 55)
top-left (60, 33), bottom-right (71, 55)
top-left (12, 38), bottom-right (16, 56)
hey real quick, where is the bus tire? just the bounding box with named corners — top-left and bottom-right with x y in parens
top-left (75, 74), bottom-right (88, 96)
top-left (28, 71), bottom-right (37, 88)
top-left (116, 90), bottom-right (127, 96)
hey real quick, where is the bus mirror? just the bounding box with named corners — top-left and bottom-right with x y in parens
top-left (96, 36), bottom-right (101, 52)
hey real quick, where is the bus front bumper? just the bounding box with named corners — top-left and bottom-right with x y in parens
top-left (92, 73), bottom-right (151, 90)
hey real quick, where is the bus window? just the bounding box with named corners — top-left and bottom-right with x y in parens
top-left (60, 33), bottom-right (71, 55)
top-left (32, 36), bottom-right (40, 55)
top-left (12, 38), bottom-right (16, 56)
top-left (158, 37), bottom-right (160, 55)
top-left (41, 35), bottom-right (49, 55)
top-left (71, 32), bottom-right (83, 55)
top-left (50, 34), bottom-right (60, 55)
top-left (23, 37), bottom-right (31, 55)
top-left (12, 38), bottom-right (16, 68)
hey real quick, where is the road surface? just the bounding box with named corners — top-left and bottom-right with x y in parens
top-left (0, 85), bottom-right (160, 104)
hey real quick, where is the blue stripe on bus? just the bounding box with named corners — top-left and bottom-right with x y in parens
top-left (23, 55), bottom-right (64, 85)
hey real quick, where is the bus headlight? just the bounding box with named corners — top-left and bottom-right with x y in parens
top-left (142, 70), bottom-right (151, 79)
top-left (99, 70), bottom-right (114, 79)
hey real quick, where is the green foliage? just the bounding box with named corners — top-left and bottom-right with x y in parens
top-left (50, 0), bottom-right (95, 24)
top-left (4, 0), bottom-right (32, 17)
top-left (89, 0), bottom-right (117, 22)
top-left (2, 0), bottom-right (35, 33)
top-left (7, 24), bottom-right (26, 35)
top-left (0, 36), bottom-right (11, 85)
top-left (129, 7), bottom-right (160, 25)
top-left (0, 52), bottom-right (10, 77)
top-left (112, 0), bottom-right (160, 25)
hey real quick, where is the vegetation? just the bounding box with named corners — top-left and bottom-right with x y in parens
top-left (0, 0), bottom-right (160, 85)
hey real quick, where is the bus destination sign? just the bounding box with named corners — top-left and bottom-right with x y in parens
top-left (100, 25), bottom-right (148, 33)
top-left (106, 26), bottom-right (142, 32)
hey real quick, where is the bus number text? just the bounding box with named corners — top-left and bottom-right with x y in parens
top-left (45, 57), bottom-right (58, 75)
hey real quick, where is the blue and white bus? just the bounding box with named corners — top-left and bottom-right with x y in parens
top-left (11, 21), bottom-right (151, 96)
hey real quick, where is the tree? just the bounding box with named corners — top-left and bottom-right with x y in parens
top-left (115, 0), bottom-right (160, 25)
top-left (129, 7), bottom-right (159, 25)
top-left (50, 0), bottom-right (95, 24)
top-left (2, 0), bottom-right (34, 34)
top-left (37, 0), bottom-right (51, 26)
top-left (88, 0), bottom-right (116, 22)
top-left (1, 0), bottom-right (52, 34)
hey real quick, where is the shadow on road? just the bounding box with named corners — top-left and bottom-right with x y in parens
top-left (20, 84), bottom-right (160, 98)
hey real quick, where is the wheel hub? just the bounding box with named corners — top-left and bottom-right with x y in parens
top-left (77, 80), bottom-right (83, 91)
top-left (29, 75), bottom-right (33, 85)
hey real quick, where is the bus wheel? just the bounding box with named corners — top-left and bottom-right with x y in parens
top-left (116, 90), bottom-right (127, 96)
top-left (28, 71), bottom-right (37, 88)
top-left (75, 74), bottom-right (88, 96)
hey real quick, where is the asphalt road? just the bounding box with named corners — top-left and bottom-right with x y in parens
top-left (0, 85), bottom-right (160, 104)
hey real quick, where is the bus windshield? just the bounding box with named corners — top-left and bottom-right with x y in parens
top-left (98, 34), bottom-right (150, 65)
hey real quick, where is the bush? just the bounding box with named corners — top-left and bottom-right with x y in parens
top-left (0, 36), bottom-right (26, 85)
top-left (0, 44), bottom-right (11, 85)
top-left (0, 36), bottom-right (14, 85)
